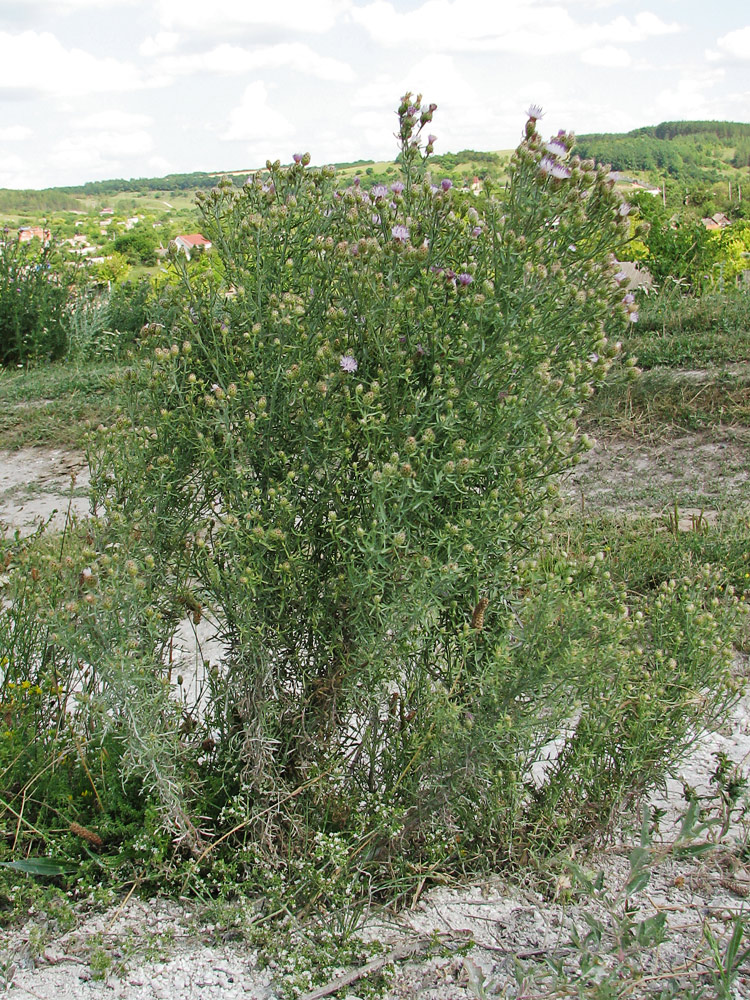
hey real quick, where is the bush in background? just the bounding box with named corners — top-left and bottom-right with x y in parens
top-left (0, 236), bottom-right (71, 365)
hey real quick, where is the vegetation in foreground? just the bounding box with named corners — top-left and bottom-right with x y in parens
top-left (0, 97), bottom-right (749, 998)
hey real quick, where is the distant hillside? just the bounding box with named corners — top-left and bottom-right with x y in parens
top-left (573, 120), bottom-right (750, 181)
top-left (58, 171), bottom-right (247, 197)
top-left (3, 121), bottom-right (749, 217)
top-left (0, 189), bottom-right (84, 214)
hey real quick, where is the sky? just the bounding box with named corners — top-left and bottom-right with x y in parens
top-left (0, 0), bottom-right (749, 190)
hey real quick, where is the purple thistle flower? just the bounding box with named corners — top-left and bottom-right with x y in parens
top-left (353, 175), bottom-right (360, 187)
top-left (623, 292), bottom-right (635, 305)
top-left (539, 156), bottom-right (555, 175)
top-left (371, 185), bottom-right (388, 200)
top-left (458, 273), bottom-right (473, 286)
top-left (526, 104), bottom-right (544, 120)
top-left (618, 202), bottom-right (631, 217)
top-left (541, 157), bottom-right (570, 180)
top-left (472, 226), bottom-right (483, 237)
top-left (614, 271), bottom-right (627, 284)
top-left (391, 224), bottom-right (410, 242)
top-left (340, 355), bottom-right (358, 372)
top-left (441, 178), bottom-right (453, 192)
top-left (372, 213), bottom-right (381, 225)
top-left (293, 153), bottom-right (303, 164)
top-left (545, 140), bottom-right (568, 158)
top-left (427, 134), bottom-right (436, 145)
top-left (588, 353), bottom-right (600, 364)
top-left (550, 162), bottom-right (571, 180)
top-left (628, 311), bottom-right (639, 323)
top-left (391, 181), bottom-right (405, 194)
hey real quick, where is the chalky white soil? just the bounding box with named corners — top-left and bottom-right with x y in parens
top-left (2, 440), bottom-right (750, 999)
top-left (0, 448), bottom-right (89, 536)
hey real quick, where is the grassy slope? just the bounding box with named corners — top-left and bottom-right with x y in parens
top-left (0, 362), bottom-right (121, 451)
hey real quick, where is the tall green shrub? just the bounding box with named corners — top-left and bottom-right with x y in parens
top-left (85, 98), bottom-right (738, 877)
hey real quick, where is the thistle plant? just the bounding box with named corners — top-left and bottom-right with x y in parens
top-left (84, 96), bottom-right (740, 879)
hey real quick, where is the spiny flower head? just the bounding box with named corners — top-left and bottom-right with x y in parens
top-left (540, 156), bottom-right (571, 180)
top-left (545, 140), bottom-right (568, 158)
top-left (340, 355), bottom-right (358, 373)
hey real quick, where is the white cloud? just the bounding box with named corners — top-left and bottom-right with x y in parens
top-left (631, 12), bottom-right (680, 37)
top-left (147, 155), bottom-right (173, 175)
top-left (73, 110), bottom-right (154, 131)
top-left (581, 45), bottom-right (632, 68)
top-left (50, 109), bottom-right (156, 175)
top-left (51, 129), bottom-right (154, 170)
top-left (22, 0), bottom-right (140, 7)
top-left (0, 126), bottom-right (33, 141)
top-left (221, 81), bottom-right (295, 148)
top-left (351, 55), bottom-right (546, 158)
top-left (139, 32), bottom-right (180, 57)
top-left (352, 54), bottom-right (476, 112)
top-left (709, 25), bottom-right (750, 61)
top-left (157, 42), bottom-right (355, 81)
top-left (0, 154), bottom-right (39, 189)
top-left (0, 30), bottom-right (161, 97)
top-left (650, 70), bottom-right (728, 121)
top-left (156, 0), bottom-right (351, 34)
top-left (350, 1), bottom-right (680, 55)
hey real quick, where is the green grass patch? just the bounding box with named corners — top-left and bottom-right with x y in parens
top-left (627, 289), bottom-right (750, 367)
top-left (0, 361), bottom-right (123, 450)
top-left (556, 507), bottom-right (750, 602)
top-left (584, 368), bottom-right (750, 432)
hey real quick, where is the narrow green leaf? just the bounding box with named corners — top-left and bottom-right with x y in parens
top-left (0, 858), bottom-right (72, 876)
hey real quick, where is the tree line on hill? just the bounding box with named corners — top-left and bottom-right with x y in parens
top-left (573, 120), bottom-right (750, 180)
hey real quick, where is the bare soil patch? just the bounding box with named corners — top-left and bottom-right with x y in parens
top-left (0, 448), bottom-right (89, 536)
top-left (561, 426), bottom-right (750, 514)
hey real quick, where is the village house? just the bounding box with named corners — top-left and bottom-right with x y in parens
top-left (173, 233), bottom-right (212, 258)
top-left (701, 212), bottom-right (732, 231)
top-left (17, 226), bottom-right (51, 244)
